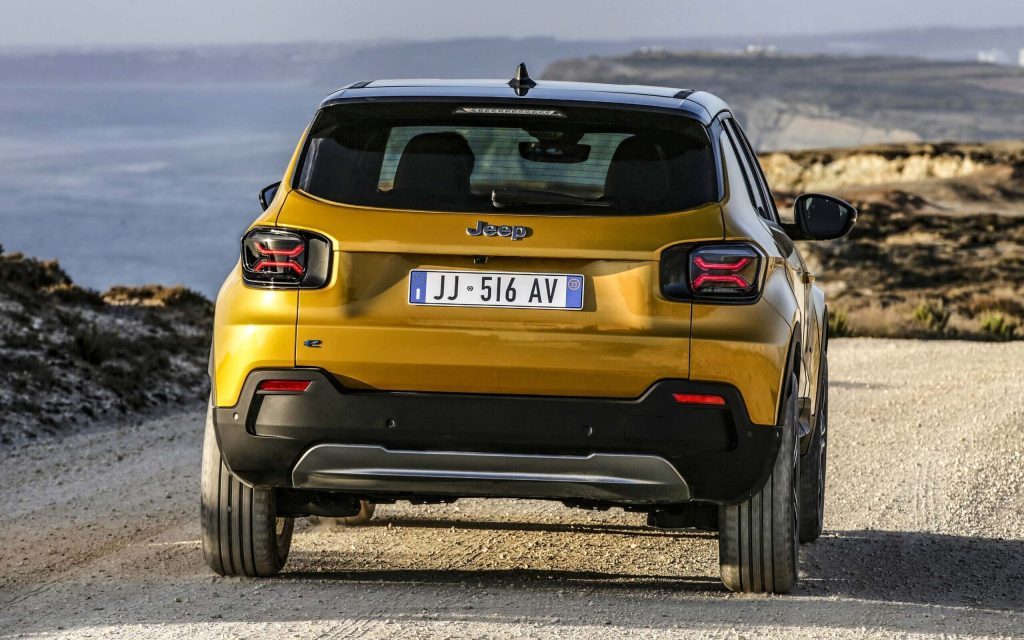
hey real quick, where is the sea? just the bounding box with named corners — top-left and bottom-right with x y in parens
top-left (0, 82), bottom-right (329, 298)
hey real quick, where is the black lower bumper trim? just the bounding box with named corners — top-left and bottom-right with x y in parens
top-left (291, 444), bottom-right (691, 503)
top-left (213, 369), bottom-right (781, 505)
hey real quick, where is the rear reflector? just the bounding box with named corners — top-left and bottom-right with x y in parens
top-left (258, 380), bottom-right (311, 393)
top-left (672, 393), bottom-right (726, 406)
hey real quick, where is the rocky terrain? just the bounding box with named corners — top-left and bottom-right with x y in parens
top-left (762, 142), bottom-right (1024, 341)
top-left (0, 247), bottom-right (211, 447)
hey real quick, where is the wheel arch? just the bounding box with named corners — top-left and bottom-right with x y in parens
top-left (776, 322), bottom-right (802, 426)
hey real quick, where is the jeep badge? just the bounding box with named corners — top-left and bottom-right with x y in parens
top-left (466, 220), bottom-right (530, 241)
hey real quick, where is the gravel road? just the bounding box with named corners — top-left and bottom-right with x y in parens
top-left (2, 339), bottom-right (1023, 639)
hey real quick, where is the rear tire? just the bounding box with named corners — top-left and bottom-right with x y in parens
top-left (200, 402), bottom-right (293, 577)
top-left (799, 360), bottom-right (828, 543)
top-left (718, 374), bottom-right (800, 593)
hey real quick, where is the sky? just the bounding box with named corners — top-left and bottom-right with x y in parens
top-left (3, 0), bottom-right (1024, 48)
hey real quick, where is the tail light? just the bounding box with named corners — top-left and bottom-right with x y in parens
top-left (241, 227), bottom-right (331, 289)
top-left (660, 243), bottom-right (762, 303)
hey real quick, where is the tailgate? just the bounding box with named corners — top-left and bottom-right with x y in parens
top-left (282, 192), bottom-right (724, 398)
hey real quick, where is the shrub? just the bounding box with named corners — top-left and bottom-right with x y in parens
top-left (829, 308), bottom-right (853, 337)
top-left (0, 354), bottom-right (54, 392)
top-left (3, 331), bottom-right (43, 350)
top-left (72, 323), bottom-right (120, 365)
top-left (913, 300), bottom-right (951, 334)
top-left (103, 285), bottom-right (210, 309)
top-left (46, 283), bottom-right (103, 306)
top-left (0, 253), bottom-right (73, 292)
top-left (979, 312), bottom-right (1018, 341)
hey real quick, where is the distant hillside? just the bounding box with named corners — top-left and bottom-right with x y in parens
top-left (761, 140), bottom-right (1024, 192)
top-left (763, 141), bottom-right (1024, 341)
top-left (3, 25), bottom-right (1024, 86)
top-left (545, 51), bottom-right (1024, 150)
top-left (0, 38), bottom-right (686, 85)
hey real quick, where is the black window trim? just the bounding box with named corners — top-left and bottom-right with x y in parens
top-left (729, 119), bottom-right (781, 225)
top-left (290, 100), bottom-right (725, 217)
top-left (720, 117), bottom-right (770, 221)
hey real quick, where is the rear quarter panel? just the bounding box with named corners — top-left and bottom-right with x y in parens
top-left (211, 131), bottom-right (308, 407)
top-left (689, 130), bottom-right (798, 426)
top-left (212, 266), bottom-right (297, 407)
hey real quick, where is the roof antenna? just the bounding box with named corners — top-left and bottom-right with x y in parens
top-left (508, 62), bottom-right (537, 96)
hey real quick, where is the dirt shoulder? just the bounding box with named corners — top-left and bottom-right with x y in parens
top-left (1, 339), bottom-right (1022, 639)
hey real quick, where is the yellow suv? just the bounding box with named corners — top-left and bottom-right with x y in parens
top-left (200, 66), bottom-right (855, 593)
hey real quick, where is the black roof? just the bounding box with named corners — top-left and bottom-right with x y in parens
top-left (318, 79), bottom-right (731, 125)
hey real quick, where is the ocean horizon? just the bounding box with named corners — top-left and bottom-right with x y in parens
top-left (0, 82), bottom-right (327, 298)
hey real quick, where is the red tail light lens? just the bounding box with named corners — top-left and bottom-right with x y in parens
top-left (242, 229), bottom-right (307, 284)
top-left (660, 243), bottom-right (762, 303)
top-left (241, 227), bottom-right (331, 289)
top-left (689, 246), bottom-right (760, 296)
top-left (258, 379), bottom-right (311, 392)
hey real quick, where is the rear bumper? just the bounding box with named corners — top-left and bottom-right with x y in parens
top-left (213, 369), bottom-right (781, 506)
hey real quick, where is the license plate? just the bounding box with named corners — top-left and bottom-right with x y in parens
top-left (408, 270), bottom-right (584, 310)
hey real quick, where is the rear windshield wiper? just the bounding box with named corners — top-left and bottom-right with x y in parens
top-left (490, 188), bottom-right (610, 210)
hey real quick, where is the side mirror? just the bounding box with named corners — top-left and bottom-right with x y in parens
top-left (259, 182), bottom-right (282, 211)
top-left (786, 193), bottom-right (857, 240)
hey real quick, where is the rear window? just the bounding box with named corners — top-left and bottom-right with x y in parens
top-left (295, 102), bottom-right (717, 215)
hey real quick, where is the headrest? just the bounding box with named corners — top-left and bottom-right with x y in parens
top-left (392, 132), bottom-right (475, 195)
top-left (604, 136), bottom-right (672, 205)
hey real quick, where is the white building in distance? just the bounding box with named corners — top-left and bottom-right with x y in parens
top-left (977, 49), bottom-right (999, 64)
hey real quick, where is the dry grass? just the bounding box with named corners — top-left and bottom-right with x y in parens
top-left (834, 300), bottom-right (1022, 341)
top-left (103, 284), bottom-right (211, 309)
